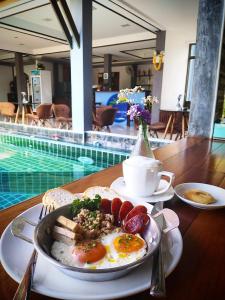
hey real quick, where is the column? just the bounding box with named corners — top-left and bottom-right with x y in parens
top-left (15, 52), bottom-right (26, 107)
top-left (103, 54), bottom-right (112, 90)
top-left (70, 0), bottom-right (92, 132)
top-left (188, 0), bottom-right (225, 137)
top-left (151, 31), bottom-right (166, 123)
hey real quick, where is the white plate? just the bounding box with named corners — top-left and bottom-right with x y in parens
top-left (111, 177), bottom-right (174, 203)
top-left (174, 182), bottom-right (225, 210)
top-left (0, 204), bottom-right (182, 300)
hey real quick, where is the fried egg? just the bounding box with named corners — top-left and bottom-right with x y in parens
top-left (51, 230), bottom-right (147, 269)
top-left (96, 231), bottom-right (147, 269)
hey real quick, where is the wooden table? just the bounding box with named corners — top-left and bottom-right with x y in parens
top-left (1, 137), bottom-right (225, 300)
top-left (163, 110), bottom-right (189, 140)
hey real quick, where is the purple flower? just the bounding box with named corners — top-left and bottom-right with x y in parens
top-left (127, 104), bottom-right (151, 124)
top-left (127, 104), bottom-right (142, 120)
top-left (140, 109), bottom-right (151, 124)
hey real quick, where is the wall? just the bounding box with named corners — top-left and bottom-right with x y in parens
top-left (92, 65), bottom-right (131, 90)
top-left (161, 30), bottom-right (197, 109)
top-left (92, 64), bottom-right (153, 90)
top-left (0, 65), bottom-right (13, 101)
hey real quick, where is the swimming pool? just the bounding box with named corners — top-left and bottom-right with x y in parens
top-left (0, 134), bottom-right (128, 210)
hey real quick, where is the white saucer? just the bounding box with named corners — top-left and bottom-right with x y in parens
top-left (111, 177), bottom-right (174, 203)
top-left (0, 204), bottom-right (182, 300)
top-left (174, 182), bottom-right (225, 210)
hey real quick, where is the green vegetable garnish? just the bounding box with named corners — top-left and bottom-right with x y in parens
top-left (71, 194), bottom-right (101, 216)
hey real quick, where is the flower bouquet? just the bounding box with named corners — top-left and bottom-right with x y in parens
top-left (117, 86), bottom-right (144, 103)
top-left (118, 90), bottom-right (159, 158)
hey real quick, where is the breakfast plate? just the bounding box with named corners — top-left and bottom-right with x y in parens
top-left (0, 203), bottom-right (182, 300)
top-left (174, 182), bottom-right (225, 210)
top-left (111, 177), bottom-right (174, 203)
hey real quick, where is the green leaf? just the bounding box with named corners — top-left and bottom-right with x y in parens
top-left (71, 194), bottom-right (102, 216)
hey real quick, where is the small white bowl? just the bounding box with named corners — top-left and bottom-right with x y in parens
top-left (174, 182), bottom-right (225, 210)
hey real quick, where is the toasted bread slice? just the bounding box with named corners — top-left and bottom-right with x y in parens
top-left (42, 188), bottom-right (76, 209)
top-left (83, 186), bottom-right (120, 200)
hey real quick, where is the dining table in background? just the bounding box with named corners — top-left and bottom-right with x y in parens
top-left (0, 136), bottom-right (225, 300)
top-left (162, 109), bottom-right (189, 140)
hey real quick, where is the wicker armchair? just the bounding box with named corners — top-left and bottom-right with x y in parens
top-left (0, 102), bottom-right (16, 122)
top-left (93, 106), bottom-right (117, 132)
top-left (52, 104), bottom-right (72, 129)
top-left (26, 104), bottom-right (53, 127)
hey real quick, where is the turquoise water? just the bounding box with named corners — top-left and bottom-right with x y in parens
top-left (0, 139), bottom-right (126, 210)
top-left (213, 123), bottom-right (225, 139)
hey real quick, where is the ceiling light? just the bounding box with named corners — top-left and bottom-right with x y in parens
top-left (121, 24), bottom-right (131, 28)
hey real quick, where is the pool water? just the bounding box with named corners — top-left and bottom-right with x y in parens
top-left (0, 138), bottom-right (127, 210)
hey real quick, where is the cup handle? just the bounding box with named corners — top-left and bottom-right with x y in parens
top-left (152, 171), bottom-right (175, 195)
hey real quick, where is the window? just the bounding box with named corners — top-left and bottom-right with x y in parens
top-left (184, 44), bottom-right (196, 104)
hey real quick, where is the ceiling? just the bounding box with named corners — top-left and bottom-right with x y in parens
top-left (0, 0), bottom-right (198, 65)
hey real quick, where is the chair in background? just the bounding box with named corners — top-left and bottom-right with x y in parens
top-left (93, 106), bottom-right (117, 132)
top-left (26, 104), bottom-right (53, 127)
top-left (0, 102), bottom-right (16, 122)
top-left (149, 110), bottom-right (189, 140)
top-left (173, 111), bottom-right (189, 140)
top-left (149, 110), bottom-right (171, 138)
top-left (52, 104), bottom-right (72, 130)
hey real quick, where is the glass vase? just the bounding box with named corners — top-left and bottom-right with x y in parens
top-left (131, 122), bottom-right (155, 158)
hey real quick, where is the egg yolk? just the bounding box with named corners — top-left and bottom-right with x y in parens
top-left (113, 234), bottom-right (145, 253)
top-left (73, 241), bottom-right (106, 263)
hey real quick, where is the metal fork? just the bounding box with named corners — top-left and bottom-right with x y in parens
top-left (12, 205), bottom-right (53, 300)
top-left (150, 201), bottom-right (166, 297)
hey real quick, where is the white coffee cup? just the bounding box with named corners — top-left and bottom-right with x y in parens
top-left (122, 156), bottom-right (175, 197)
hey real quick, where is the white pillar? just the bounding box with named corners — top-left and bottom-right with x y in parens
top-left (70, 0), bottom-right (92, 132)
